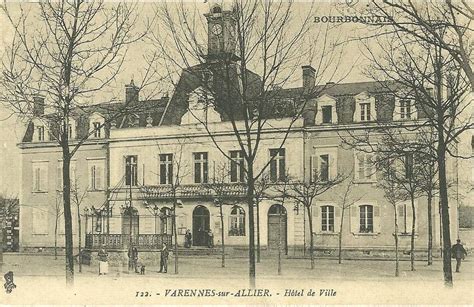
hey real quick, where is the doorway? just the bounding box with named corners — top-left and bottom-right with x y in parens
top-left (267, 204), bottom-right (288, 254)
top-left (193, 205), bottom-right (210, 246)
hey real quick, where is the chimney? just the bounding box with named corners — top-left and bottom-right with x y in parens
top-left (302, 65), bottom-right (315, 94)
top-left (33, 95), bottom-right (45, 116)
top-left (125, 79), bottom-right (140, 103)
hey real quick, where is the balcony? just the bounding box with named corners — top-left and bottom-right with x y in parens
top-left (139, 183), bottom-right (247, 200)
top-left (85, 234), bottom-right (172, 250)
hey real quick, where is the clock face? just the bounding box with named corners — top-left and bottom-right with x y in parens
top-left (211, 24), bottom-right (223, 36)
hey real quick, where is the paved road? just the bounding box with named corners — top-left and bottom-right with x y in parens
top-left (0, 254), bottom-right (472, 304)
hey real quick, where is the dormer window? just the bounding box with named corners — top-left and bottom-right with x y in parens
top-left (89, 112), bottom-right (105, 138)
top-left (360, 103), bottom-right (371, 121)
top-left (394, 98), bottom-right (417, 121)
top-left (322, 106), bottom-right (333, 124)
top-left (354, 92), bottom-right (376, 123)
top-left (37, 126), bottom-right (45, 141)
top-left (93, 122), bottom-right (101, 138)
top-left (315, 94), bottom-right (338, 125)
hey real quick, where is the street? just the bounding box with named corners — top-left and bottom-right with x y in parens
top-left (0, 254), bottom-right (472, 304)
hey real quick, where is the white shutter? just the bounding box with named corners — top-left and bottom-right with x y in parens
top-left (329, 152), bottom-right (337, 180)
top-left (411, 100), bottom-right (418, 120)
top-left (370, 100), bottom-right (377, 121)
top-left (33, 207), bottom-right (49, 235)
top-left (350, 205), bottom-right (359, 233)
top-left (393, 99), bottom-right (401, 120)
top-left (312, 204), bottom-right (320, 233)
top-left (353, 102), bottom-right (361, 122)
top-left (354, 152), bottom-right (363, 180)
top-left (89, 165), bottom-right (94, 190)
top-left (41, 164), bottom-right (48, 191)
top-left (310, 156), bottom-right (318, 182)
top-left (96, 164), bottom-right (103, 190)
top-left (373, 205), bottom-right (381, 233)
top-left (70, 162), bottom-right (77, 188)
top-left (334, 206), bottom-right (341, 233)
top-left (57, 163), bottom-right (62, 190)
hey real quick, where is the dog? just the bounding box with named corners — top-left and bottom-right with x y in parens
top-left (140, 265), bottom-right (146, 275)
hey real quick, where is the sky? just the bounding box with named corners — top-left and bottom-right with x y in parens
top-left (0, 0), bottom-right (377, 195)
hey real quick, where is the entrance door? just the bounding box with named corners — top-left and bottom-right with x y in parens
top-left (268, 204), bottom-right (287, 254)
top-left (193, 206), bottom-right (210, 246)
top-left (122, 208), bottom-right (139, 235)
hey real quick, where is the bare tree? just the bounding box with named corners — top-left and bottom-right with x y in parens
top-left (335, 176), bottom-right (361, 264)
top-left (71, 179), bottom-right (87, 273)
top-left (253, 172), bottom-right (272, 263)
top-left (53, 193), bottom-right (64, 260)
top-left (151, 1), bottom-right (349, 287)
top-left (0, 1), bottom-right (158, 284)
top-left (276, 171), bottom-right (344, 270)
top-left (344, 8), bottom-right (472, 284)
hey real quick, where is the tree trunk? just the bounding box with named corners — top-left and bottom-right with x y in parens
top-left (173, 204), bottom-right (178, 274)
top-left (427, 189), bottom-right (433, 265)
top-left (410, 194), bottom-right (416, 271)
top-left (394, 204), bottom-right (399, 277)
top-left (256, 200), bottom-right (261, 263)
top-left (278, 206), bottom-right (282, 275)
top-left (219, 204), bottom-right (225, 268)
top-left (62, 152), bottom-right (74, 286)
top-left (338, 207), bottom-right (344, 264)
top-left (54, 216), bottom-right (58, 260)
top-left (246, 171), bottom-right (256, 288)
top-left (77, 203), bottom-right (82, 273)
top-left (306, 205), bottom-right (315, 269)
top-left (437, 138), bottom-right (453, 287)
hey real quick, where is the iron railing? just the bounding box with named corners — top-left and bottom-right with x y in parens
top-left (85, 233), bottom-right (172, 250)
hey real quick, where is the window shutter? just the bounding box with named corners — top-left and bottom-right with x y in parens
top-left (393, 99), bottom-right (401, 120)
top-left (334, 206), bottom-right (341, 233)
top-left (397, 204), bottom-right (404, 217)
top-left (355, 152), bottom-right (363, 180)
top-left (407, 201), bottom-right (417, 233)
top-left (335, 206), bottom-right (341, 217)
top-left (310, 156), bottom-right (318, 182)
top-left (350, 205), bottom-right (358, 233)
top-left (370, 100), bottom-right (377, 121)
top-left (312, 205), bottom-right (320, 233)
top-left (411, 101), bottom-right (418, 120)
top-left (57, 164), bottom-right (62, 190)
top-left (329, 152), bottom-right (337, 180)
top-left (70, 162), bottom-right (77, 187)
top-left (373, 205), bottom-right (381, 233)
top-left (41, 164), bottom-right (48, 191)
top-left (96, 164), bottom-right (103, 190)
top-left (315, 105), bottom-right (322, 124)
top-left (353, 102), bottom-right (360, 122)
top-left (89, 166), bottom-right (94, 190)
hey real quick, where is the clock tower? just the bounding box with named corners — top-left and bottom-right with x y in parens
top-left (205, 4), bottom-right (239, 61)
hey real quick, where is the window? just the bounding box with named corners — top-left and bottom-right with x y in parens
top-left (398, 202), bottom-right (410, 234)
top-left (125, 155), bottom-right (138, 186)
top-left (269, 148), bottom-right (285, 182)
top-left (360, 103), bottom-right (371, 121)
top-left (355, 152), bottom-right (375, 181)
top-left (32, 162), bottom-right (48, 192)
top-left (321, 205), bottom-right (334, 232)
top-left (321, 106), bottom-right (333, 124)
top-left (67, 124), bottom-right (73, 139)
top-left (88, 159), bottom-right (105, 190)
top-left (32, 207), bottom-right (49, 235)
top-left (359, 205), bottom-right (373, 233)
top-left (319, 154), bottom-right (329, 181)
top-left (57, 160), bottom-right (77, 190)
top-left (37, 126), bottom-right (45, 141)
top-left (159, 154), bottom-right (173, 184)
top-left (229, 206), bottom-right (245, 236)
top-left (230, 150), bottom-right (245, 183)
top-left (400, 100), bottom-right (411, 119)
top-left (193, 152), bottom-right (208, 184)
top-left (93, 122), bottom-right (102, 138)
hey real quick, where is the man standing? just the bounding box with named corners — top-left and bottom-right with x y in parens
top-left (159, 243), bottom-right (169, 273)
top-left (128, 245), bottom-right (139, 273)
top-left (451, 239), bottom-right (468, 273)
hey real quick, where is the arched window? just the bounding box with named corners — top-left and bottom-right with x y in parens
top-left (229, 206), bottom-right (245, 236)
top-left (359, 205), bottom-right (373, 233)
top-left (268, 204), bottom-right (287, 215)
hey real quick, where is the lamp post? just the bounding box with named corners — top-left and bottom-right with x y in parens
top-left (214, 198), bottom-right (225, 268)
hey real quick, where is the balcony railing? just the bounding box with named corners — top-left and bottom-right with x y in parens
top-left (139, 183), bottom-right (247, 200)
top-left (85, 234), bottom-right (172, 250)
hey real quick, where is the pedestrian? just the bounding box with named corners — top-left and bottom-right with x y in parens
top-left (207, 229), bottom-right (214, 248)
top-left (98, 244), bottom-right (108, 275)
top-left (185, 229), bottom-right (192, 248)
top-left (159, 243), bottom-right (169, 273)
top-left (451, 239), bottom-right (468, 273)
top-left (128, 244), bottom-right (139, 273)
